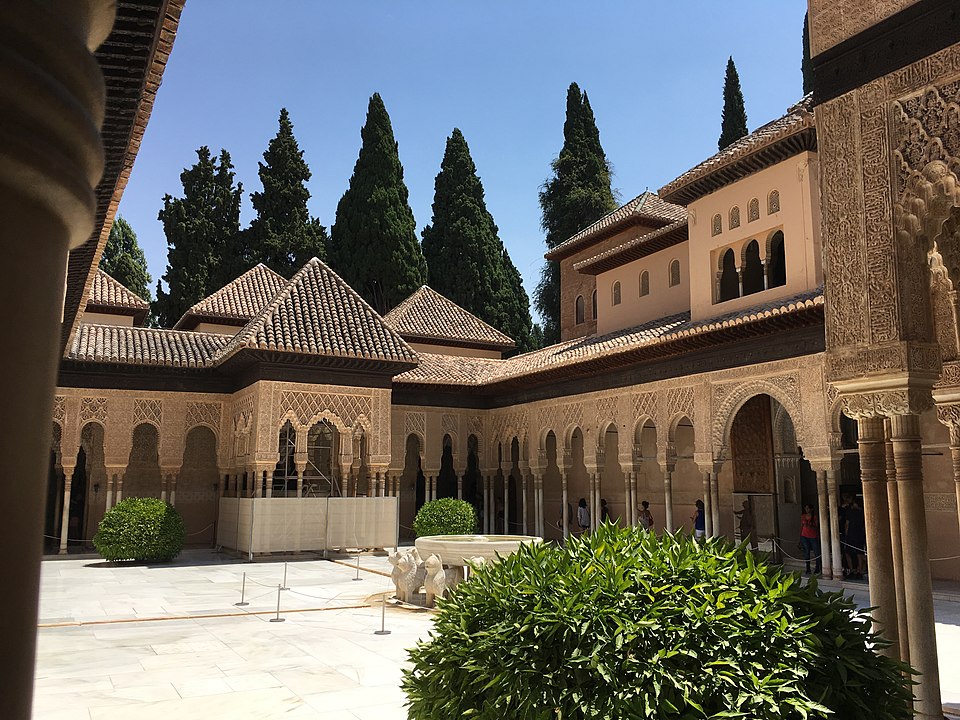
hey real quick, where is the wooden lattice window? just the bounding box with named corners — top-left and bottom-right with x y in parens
top-left (712, 213), bottom-right (722, 236)
top-left (748, 198), bottom-right (760, 222)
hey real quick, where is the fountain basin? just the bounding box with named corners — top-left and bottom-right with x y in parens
top-left (414, 534), bottom-right (542, 566)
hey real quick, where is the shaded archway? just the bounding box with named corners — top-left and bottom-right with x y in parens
top-left (44, 424), bottom-right (64, 554)
top-left (634, 419), bottom-right (660, 529)
top-left (273, 421), bottom-right (296, 497)
top-left (305, 420), bottom-right (339, 497)
top-left (670, 416), bottom-right (700, 533)
top-left (400, 433), bottom-right (425, 539)
top-left (124, 423), bottom-right (160, 500)
top-left (768, 231), bottom-right (786, 288)
top-left (437, 433), bottom-right (457, 499)
top-left (568, 428), bottom-right (589, 533)
top-left (543, 430), bottom-right (563, 540)
top-left (601, 425), bottom-right (624, 525)
top-left (742, 240), bottom-right (764, 295)
top-left (718, 248), bottom-right (739, 302)
top-left (507, 437), bottom-right (521, 533)
top-left (463, 434), bottom-right (481, 509)
top-left (178, 426), bottom-right (218, 545)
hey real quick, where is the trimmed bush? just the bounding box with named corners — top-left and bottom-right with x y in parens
top-left (403, 524), bottom-right (912, 720)
top-left (93, 497), bottom-right (185, 562)
top-left (413, 498), bottom-right (477, 537)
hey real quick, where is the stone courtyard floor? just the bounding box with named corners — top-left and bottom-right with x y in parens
top-left (33, 549), bottom-right (960, 719)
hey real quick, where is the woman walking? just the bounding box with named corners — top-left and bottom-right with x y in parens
top-left (799, 503), bottom-right (822, 575)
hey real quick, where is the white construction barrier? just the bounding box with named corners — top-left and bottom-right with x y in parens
top-left (216, 497), bottom-right (398, 554)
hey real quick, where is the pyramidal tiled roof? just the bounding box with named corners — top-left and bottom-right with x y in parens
top-left (88, 269), bottom-right (150, 312)
top-left (69, 324), bottom-right (228, 368)
top-left (659, 95), bottom-right (816, 205)
top-left (174, 264), bottom-right (287, 329)
top-left (544, 192), bottom-right (688, 261)
top-left (215, 258), bottom-right (418, 365)
top-left (384, 286), bottom-right (515, 350)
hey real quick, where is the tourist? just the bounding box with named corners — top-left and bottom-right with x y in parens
top-left (844, 495), bottom-right (866, 580)
top-left (735, 498), bottom-right (758, 550)
top-left (799, 503), bottom-right (822, 575)
top-left (638, 500), bottom-right (654, 531)
top-left (691, 499), bottom-right (705, 540)
top-left (577, 497), bottom-right (590, 535)
top-left (600, 498), bottom-right (610, 524)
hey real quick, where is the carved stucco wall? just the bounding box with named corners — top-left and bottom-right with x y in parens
top-left (808, 0), bottom-right (922, 56)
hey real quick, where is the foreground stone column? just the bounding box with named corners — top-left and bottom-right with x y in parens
top-left (890, 412), bottom-right (942, 719)
top-left (884, 419), bottom-right (910, 664)
top-left (701, 472), bottom-right (713, 537)
top-left (856, 415), bottom-right (899, 656)
top-left (521, 474), bottom-right (528, 535)
top-left (814, 468), bottom-right (832, 580)
top-left (503, 473), bottom-right (510, 534)
top-left (58, 468), bottom-right (75, 554)
top-left (825, 468), bottom-right (842, 580)
top-left (561, 474), bottom-right (569, 540)
top-left (663, 467), bottom-right (675, 533)
top-left (457, 474), bottom-right (463, 500)
top-left (709, 470), bottom-right (721, 536)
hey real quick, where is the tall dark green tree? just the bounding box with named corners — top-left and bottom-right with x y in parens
top-left (247, 108), bottom-right (328, 277)
top-left (330, 93), bottom-right (426, 314)
top-left (535, 83), bottom-right (616, 344)
top-left (154, 147), bottom-right (243, 327)
top-left (422, 128), bottom-right (534, 352)
top-left (719, 57), bottom-right (749, 151)
top-left (100, 216), bottom-right (152, 301)
top-left (802, 12), bottom-right (813, 96)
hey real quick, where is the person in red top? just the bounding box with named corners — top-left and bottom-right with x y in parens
top-left (799, 503), bottom-right (822, 576)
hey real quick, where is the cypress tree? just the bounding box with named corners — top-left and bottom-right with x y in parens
top-left (247, 108), bottom-right (328, 278)
top-left (422, 128), bottom-right (533, 352)
top-left (802, 12), bottom-right (813, 96)
top-left (535, 83), bottom-right (616, 344)
top-left (154, 147), bottom-right (242, 327)
top-left (100, 216), bottom-right (152, 301)
top-left (330, 93), bottom-right (426, 314)
top-left (719, 57), bottom-right (749, 151)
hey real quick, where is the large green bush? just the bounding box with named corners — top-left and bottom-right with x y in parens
top-left (93, 497), bottom-right (185, 562)
top-left (413, 497), bottom-right (477, 537)
top-left (404, 524), bottom-right (912, 719)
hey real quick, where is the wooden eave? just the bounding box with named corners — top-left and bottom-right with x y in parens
top-left (544, 214), bottom-right (671, 262)
top-left (401, 333), bottom-right (513, 352)
top-left (61, 0), bottom-right (185, 356)
top-left (217, 348), bottom-right (418, 377)
top-left (660, 128), bottom-right (817, 206)
top-left (576, 223), bottom-right (690, 276)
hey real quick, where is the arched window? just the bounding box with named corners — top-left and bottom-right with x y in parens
top-left (748, 198), bottom-right (760, 222)
top-left (591, 289), bottom-right (598, 319)
top-left (768, 230), bottom-right (786, 287)
top-left (711, 213), bottom-right (722, 236)
top-left (612, 281), bottom-right (621, 306)
top-left (639, 270), bottom-right (650, 297)
top-left (729, 206), bottom-right (741, 229)
top-left (768, 189), bottom-right (781, 214)
top-left (742, 240), bottom-right (764, 295)
top-left (273, 421), bottom-right (296, 496)
top-left (575, 295), bottom-right (584, 324)
top-left (669, 259), bottom-right (681, 287)
top-left (718, 248), bottom-right (739, 302)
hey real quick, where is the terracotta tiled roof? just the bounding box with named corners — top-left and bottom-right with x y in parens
top-left (544, 192), bottom-right (688, 262)
top-left (384, 286), bottom-right (515, 350)
top-left (88, 269), bottom-right (150, 312)
top-left (174, 264), bottom-right (287, 329)
top-left (659, 95), bottom-right (816, 206)
top-left (68, 324), bottom-right (228, 368)
top-left (397, 289), bottom-right (824, 387)
top-left (574, 220), bottom-right (690, 275)
top-left (216, 258), bottom-right (418, 365)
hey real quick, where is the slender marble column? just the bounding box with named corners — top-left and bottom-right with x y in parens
top-left (561, 474), bottom-right (569, 540)
top-left (815, 470), bottom-right (832, 579)
top-left (663, 470), bottom-right (674, 533)
top-left (105, 473), bottom-right (114, 510)
top-left (951, 429), bottom-right (960, 545)
top-left (484, 476), bottom-right (491, 534)
top-left (623, 472), bottom-right (632, 526)
top-left (884, 419), bottom-right (909, 664)
top-left (890, 412), bottom-right (942, 719)
top-left (503, 474), bottom-right (510, 534)
top-left (59, 469), bottom-right (74, 554)
top-left (857, 416), bottom-right (899, 656)
top-left (522, 474), bottom-right (528, 535)
top-left (826, 469), bottom-right (842, 580)
top-left (710, 471), bottom-right (721, 536)
top-left (702, 473), bottom-right (713, 537)
top-left (457, 475), bottom-right (463, 500)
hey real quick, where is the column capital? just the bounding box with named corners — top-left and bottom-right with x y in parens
top-left (838, 383), bottom-right (934, 420)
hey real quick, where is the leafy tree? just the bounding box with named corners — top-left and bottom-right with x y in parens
top-left (154, 147), bottom-right (243, 327)
top-left (529, 322), bottom-right (544, 351)
top-left (719, 56), bottom-right (749, 151)
top-left (100, 216), bottom-right (152, 301)
top-left (802, 12), bottom-right (813, 96)
top-left (330, 93), bottom-right (426, 314)
top-left (247, 108), bottom-right (328, 277)
top-left (422, 128), bottom-right (534, 352)
top-left (535, 83), bottom-right (616, 344)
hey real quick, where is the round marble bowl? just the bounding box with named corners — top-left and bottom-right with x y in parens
top-left (414, 534), bottom-right (542, 566)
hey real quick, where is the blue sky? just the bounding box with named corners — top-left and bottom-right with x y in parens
top-left (118, 1), bottom-right (808, 322)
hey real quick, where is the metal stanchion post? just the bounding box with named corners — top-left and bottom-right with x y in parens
top-left (235, 572), bottom-right (249, 607)
top-left (281, 562), bottom-right (289, 591)
top-left (353, 551), bottom-right (362, 581)
top-left (269, 584), bottom-right (285, 623)
top-left (374, 592), bottom-right (391, 636)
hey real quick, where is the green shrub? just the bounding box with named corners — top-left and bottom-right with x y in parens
top-left (93, 497), bottom-right (185, 562)
top-left (403, 524), bottom-right (912, 720)
top-left (413, 498), bottom-right (477, 537)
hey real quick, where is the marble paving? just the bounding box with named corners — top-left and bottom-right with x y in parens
top-left (34, 550), bottom-right (433, 719)
top-left (34, 550), bottom-right (960, 718)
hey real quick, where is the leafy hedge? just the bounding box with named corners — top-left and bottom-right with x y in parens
top-left (403, 524), bottom-right (912, 719)
top-left (93, 497), bottom-right (185, 562)
top-left (413, 497), bottom-right (477, 537)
